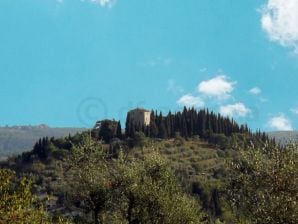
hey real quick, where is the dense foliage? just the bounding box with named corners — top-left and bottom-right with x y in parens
top-left (228, 144), bottom-right (298, 223)
top-left (92, 120), bottom-right (122, 143)
top-left (64, 138), bottom-right (205, 223)
top-left (125, 108), bottom-right (272, 148)
top-left (0, 169), bottom-right (49, 224)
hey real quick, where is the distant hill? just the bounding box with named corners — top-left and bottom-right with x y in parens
top-left (0, 125), bottom-right (86, 160)
top-left (268, 131), bottom-right (298, 145)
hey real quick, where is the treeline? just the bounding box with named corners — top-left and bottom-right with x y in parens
top-left (28, 108), bottom-right (274, 159)
top-left (126, 107), bottom-right (272, 145)
top-left (20, 133), bottom-right (84, 162)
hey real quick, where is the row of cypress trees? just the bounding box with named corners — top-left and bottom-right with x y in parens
top-left (125, 107), bottom-right (270, 142)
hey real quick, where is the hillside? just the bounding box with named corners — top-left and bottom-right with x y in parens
top-left (0, 125), bottom-right (85, 160)
top-left (268, 131), bottom-right (298, 145)
top-left (2, 134), bottom-right (230, 222)
top-left (0, 108), bottom-right (289, 223)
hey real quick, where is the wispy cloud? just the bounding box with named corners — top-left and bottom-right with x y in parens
top-left (177, 94), bottom-right (204, 108)
top-left (167, 80), bottom-right (184, 94)
top-left (249, 86), bottom-right (268, 103)
top-left (80, 0), bottom-right (116, 8)
top-left (260, 0), bottom-right (298, 53)
top-left (290, 107), bottom-right (298, 115)
top-left (57, 0), bottom-right (116, 7)
top-left (219, 103), bottom-right (251, 118)
top-left (249, 87), bottom-right (262, 95)
top-left (259, 97), bottom-right (269, 103)
top-left (197, 75), bottom-right (236, 99)
top-left (268, 114), bottom-right (293, 131)
top-left (142, 57), bottom-right (172, 67)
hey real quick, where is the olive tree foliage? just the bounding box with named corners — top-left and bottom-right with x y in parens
top-left (64, 138), bottom-right (111, 224)
top-left (228, 144), bottom-right (298, 224)
top-left (112, 152), bottom-right (204, 224)
top-left (0, 169), bottom-right (71, 224)
top-left (65, 137), bottom-right (204, 224)
top-left (0, 168), bottom-right (49, 224)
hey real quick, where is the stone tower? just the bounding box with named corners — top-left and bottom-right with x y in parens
top-left (128, 108), bottom-right (151, 127)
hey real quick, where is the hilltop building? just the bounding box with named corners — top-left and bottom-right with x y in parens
top-left (127, 108), bottom-right (151, 127)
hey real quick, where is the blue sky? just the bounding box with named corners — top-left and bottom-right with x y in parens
top-left (0, 0), bottom-right (298, 131)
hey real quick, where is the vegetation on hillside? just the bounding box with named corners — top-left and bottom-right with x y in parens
top-left (63, 138), bottom-right (205, 223)
top-left (0, 108), bottom-right (297, 223)
top-left (228, 143), bottom-right (298, 224)
top-left (0, 169), bottom-right (70, 224)
top-left (125, 108), bottom-right (272, 146)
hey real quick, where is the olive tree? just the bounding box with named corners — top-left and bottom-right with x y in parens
top-left (111, 152), bottom-right (204, 224)
top-left (64, 138), bottom-right (111, 224)
top-left (0, 169), bottom-right (49, 224)
top-left (65, 138), bottom-right (205, 223)
top-left (228, 144), bottom-right (298, 224)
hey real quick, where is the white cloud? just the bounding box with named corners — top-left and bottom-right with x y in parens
top-left (198, 75), bottom-right (236, 99)
top-left (219, 103), bottom-right (251, 118)
top-left (177, 94), bottom-right (204, 108)
top-left (261, 0), bottom-right (298, 53)
top-left (249, 87), bottom-right (262, 95)
top-left (81, 0), bottom-right (116, 8)
top-left (290, 107), bottom-right (298, 115)
top-left (268, 114), bottom-right (293, 131)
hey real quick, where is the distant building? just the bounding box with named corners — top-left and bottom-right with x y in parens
top-left (128, 108), bottom-right (151, 127)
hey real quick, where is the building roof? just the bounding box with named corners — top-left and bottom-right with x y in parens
top-left (129, 108), bottom-right (151, 113)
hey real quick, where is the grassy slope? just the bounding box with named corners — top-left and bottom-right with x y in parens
top-left (129, 139), bottom-right (233, 221)
top-left (131, 139), bottom-right (224, 181)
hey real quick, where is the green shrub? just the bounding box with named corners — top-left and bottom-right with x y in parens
top-left (133, 132), bottom-right (148, 147)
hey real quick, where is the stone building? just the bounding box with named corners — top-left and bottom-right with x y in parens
top-left (128, 108), bottom-right (151, 127)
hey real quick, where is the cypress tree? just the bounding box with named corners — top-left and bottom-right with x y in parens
top-left (116, 121), bottom-right (122, 139)
top-left (123, 107), bottom-right (270, 147)
top-left (125, 113), bottom-right (131, 137)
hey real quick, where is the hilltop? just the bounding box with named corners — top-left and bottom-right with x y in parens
top-left (0, 125), bottom-right (85, 160)
top-left (268, 131), bottom-right (298, 145)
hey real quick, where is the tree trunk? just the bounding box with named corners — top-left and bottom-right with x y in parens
top-left (94, 209), bottom-right (99, 224)
top-left (127, 194), bottom-right (135, 224)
